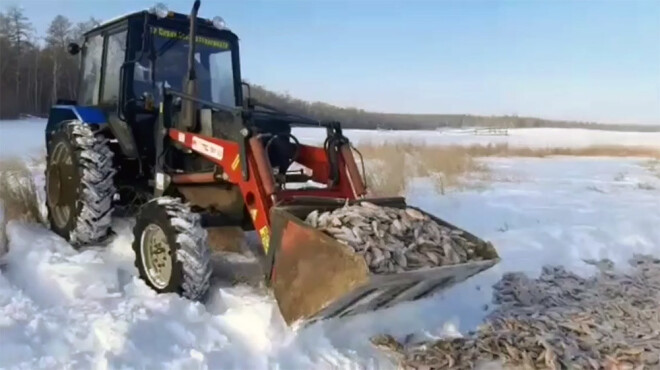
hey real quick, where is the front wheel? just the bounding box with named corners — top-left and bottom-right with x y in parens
top-left (132, 197), bottom-right (212, 300)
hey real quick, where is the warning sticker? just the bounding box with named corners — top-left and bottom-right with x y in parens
top-left (231, 154), bottom-right (240, 170)
top-left (191, 136), bottom-right (224, 161)
top-left (259, 226), bottom-right (270, 253)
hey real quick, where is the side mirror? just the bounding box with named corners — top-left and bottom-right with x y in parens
top-left (241, 81), bottom-right (252, 109)
top-left (241, 81), bottom-right (251, 99)
top-left (67, 43), bottom-right (80, 55)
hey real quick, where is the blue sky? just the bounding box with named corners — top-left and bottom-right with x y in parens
top-left (6, 0), bottom-right (660, 125)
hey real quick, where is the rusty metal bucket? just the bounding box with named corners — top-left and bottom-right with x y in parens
top-left (265, 197), bottom-right (500, 326)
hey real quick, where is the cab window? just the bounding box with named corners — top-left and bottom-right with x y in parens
top-left (79, 34), bottom-right (103, 105)
top-left (101, 30), bottom-right (128, 105)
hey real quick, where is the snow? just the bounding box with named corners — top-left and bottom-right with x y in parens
top-left (1, 153), bottom-right (659, 369)
top-left (0, 200), bottom-right (6, 257)
top-left (0, 119), bottom-right (47, 159)
top-left (293, 126), bottom-right (660, 148)
top-left (98, 10), bottom-right (145, 28)
top-left (1, 118), bottom-right (660, 368)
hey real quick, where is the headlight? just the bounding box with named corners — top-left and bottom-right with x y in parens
top-left (212, 16), bottom-right (227, 30)
top-left (149, 3), bottom-right (169, 18)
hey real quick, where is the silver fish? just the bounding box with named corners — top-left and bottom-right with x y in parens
top-left (394, 251), bottom-right (407, 268)
top-left (360, 201), bottom-right (381, 210)
top-left (306, 210), bottom-right (319, 228)
top-left (405, 208), bottom-right (426, 220)
top-left (306, 203), bottom-right (487, 274)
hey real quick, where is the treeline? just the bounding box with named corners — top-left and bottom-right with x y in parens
top-left (0, 7), bottom-right (99, 119)
top-left (249, 84), bottom-right (660, 132)
top-left (1, 8), bottom-right (657, 132)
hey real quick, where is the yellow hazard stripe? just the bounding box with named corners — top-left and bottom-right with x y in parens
top-left (231, 154), bottom-right (240, 170)
top-left (259, 226), bottom-right (270, 253)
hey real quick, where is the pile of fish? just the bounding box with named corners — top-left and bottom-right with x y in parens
top-left (370, 254), bottom-right (660, 369)
top-left (304, 202), bottom-right (487, 274)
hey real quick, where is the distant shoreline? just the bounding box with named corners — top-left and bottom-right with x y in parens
top-left (2, 116), bottom-right (659, 133)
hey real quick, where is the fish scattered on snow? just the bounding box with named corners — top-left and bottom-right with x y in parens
top-left (369, 254), bottom-right (660, 369)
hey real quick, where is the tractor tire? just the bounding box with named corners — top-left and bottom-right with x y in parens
top-left (132, 197), bottom-right (212, 301)
top-left (45, 120), bottom-right (116, 246)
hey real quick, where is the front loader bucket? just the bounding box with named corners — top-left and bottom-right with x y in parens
top-left (267, 197), bottom-right (500, 326)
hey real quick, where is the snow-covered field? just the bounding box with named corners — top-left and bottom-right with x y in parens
top-left (1, 119), bottom-right (660, 369)
top-left (293, 126), bottom-right (660, 148)
top-left (0, 119), bottom-right (48, 159)
top-left (2, 119), bottom-right (660, 159)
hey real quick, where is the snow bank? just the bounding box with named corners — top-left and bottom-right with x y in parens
top-left (0, 220), bottom-right (272, 369)
top-left (0, 218), bottom-right (393, 369)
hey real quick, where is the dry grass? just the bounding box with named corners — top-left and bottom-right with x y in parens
top-left (357, 143), bottom-right (490, 197)
top-left (27, 148), bottom-right (47, 167)
top-left (0, 157), bottom-right (46, 252)
top-left (357, 142), bottom-right (660, 197)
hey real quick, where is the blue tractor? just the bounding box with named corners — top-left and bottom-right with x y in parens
top-left (44, 2), bottom-right (251, 301)
top-left (43, 1), bottom-right (499, 326)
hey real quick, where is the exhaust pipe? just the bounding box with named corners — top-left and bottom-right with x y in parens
top-left (181, 0), bottom-right (201, 131)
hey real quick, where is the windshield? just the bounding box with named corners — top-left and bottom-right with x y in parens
top-left (134, 26), bottom-right (236, 107)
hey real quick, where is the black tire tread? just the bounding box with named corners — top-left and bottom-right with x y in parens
top-left (46, 120), bottom-right (116, 246)
top-left (67, 121), bottom-right (116, 244)
top-left (134, 197), bottom-right (212, 301)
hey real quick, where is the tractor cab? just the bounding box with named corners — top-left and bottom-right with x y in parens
top-left (71, 6), bottom-right (243, 109)
top-left (68, 5), bottom-right (300, 185)
top-left (67, 5), bottom-right (244, 172)
top-left (131, 24), bottom-right (238, 111)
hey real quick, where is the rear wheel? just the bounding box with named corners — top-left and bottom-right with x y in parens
top-left (45, 120), bottom-right (116, 246)
top-left (132, 197), bottom-right (212, 300)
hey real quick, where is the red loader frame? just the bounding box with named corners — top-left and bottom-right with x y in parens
top-left (168, 128), bottom-right (367, 256)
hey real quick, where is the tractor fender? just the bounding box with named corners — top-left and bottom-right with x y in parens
top-left (46, 105), bottom-right (108, 141)
top-left (47, 105), bottom-right (142, 161)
